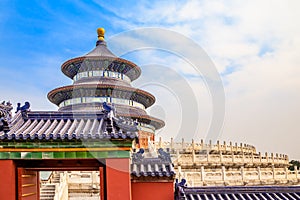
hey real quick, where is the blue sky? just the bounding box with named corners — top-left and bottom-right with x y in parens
top-left (1, 0), bottom-right (300, 159)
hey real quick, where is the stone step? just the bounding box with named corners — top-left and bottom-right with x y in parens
top-left (40, 183), bottom-right (55, 200)
top-left (40, 191), bottom-right (55, 194)
top-left (40, 198), bottom-right (54, 200)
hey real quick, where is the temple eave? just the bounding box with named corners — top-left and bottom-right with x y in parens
top-left (61, 56), bottom-right (141, 81)
top-left (47, 84), bottom-right (156, 108)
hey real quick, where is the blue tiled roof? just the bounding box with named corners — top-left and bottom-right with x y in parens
top-left (131, 159), bottom-right (175, 177)
top-left (131, 148), bottom-right (176, 178)
top-left (175, 184), bottom-right (300, 200)
top-left (0, 111), bottom-right (138, 141)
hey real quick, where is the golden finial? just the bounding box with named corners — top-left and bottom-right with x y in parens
top-left (97, 27), bottom-right (105, 41)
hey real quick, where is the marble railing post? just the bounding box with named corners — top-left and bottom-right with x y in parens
top-left (272, 164), bottom-right (275, 180)
top-left (192, 139), bottom-right (195, 150)
top-left (285, 167), bottom-right (288, 179)
top-left (259, 152), bottom-right (262, 163)
top-left (201, 166), bottom-right (205, 182)
top-left (176, 149), bottom-right (180, 161)
top-left (207, 150), bottom-right (210, 162)
top-left (171, 137), bottom-right (174, 150)
top-left (221, 166), bottom-right (226, 181)
top-left (178, 165), bottom-right (182, 180)
top-left (234, 142), bottom-right (238, 152)
top-left (295, 166), bottom-right (298, 179)
top-left (192, 150), bottom-right (196, 164)
top-left (158, 137), bottom-right (162, 148)
top-left (241, 166), bottom-right (244, 182)
top-left (257, 167), bottom-right (261, 181)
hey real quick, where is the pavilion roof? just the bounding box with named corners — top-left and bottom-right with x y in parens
top-left (86, 40), bottom-right (117, 58)
top-left (131, 148), bottom-right (175, 179)
top-left (0, 110), bottom-right (138, 141)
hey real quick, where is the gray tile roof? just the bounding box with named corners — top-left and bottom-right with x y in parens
top-left (0, 110), bottom-right (138, 141)
top-left (131, 148), bottom-right (175, 178)
top-left (86, 40), bottom-right (117, 58)
top-left (175, 183), bottom-right (300, 200)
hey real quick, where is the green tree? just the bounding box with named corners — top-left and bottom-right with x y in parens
top-left (289, 160), bottom-right (300, 171)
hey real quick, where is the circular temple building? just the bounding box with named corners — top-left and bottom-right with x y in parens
top-left (47, 28), bottom-right (164, 148)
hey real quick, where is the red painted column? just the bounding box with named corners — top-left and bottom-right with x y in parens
top-left (36, 171), bottom-right (40, 200)
top-left (99, 167), bottom-right (105, 200)
top-left (106, 158), bottom-right (131, 200)
top-left (0, 160), bottom-right (16, 200)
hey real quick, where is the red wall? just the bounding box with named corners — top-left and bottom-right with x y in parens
top-left (0, 160), bottom-right (16, 200)
top-left (106, 158), bottom-right (132, 200)
top-left (132, 182), bottom-right (174, 200)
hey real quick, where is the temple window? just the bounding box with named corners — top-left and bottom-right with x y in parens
top-left (59, 97), bottom-right (145, 110)
top-left (103, 70), bottom-right (109, 77)
top-left (73, 70), bottom-right (130, 82)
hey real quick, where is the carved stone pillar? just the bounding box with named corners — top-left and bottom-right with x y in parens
top-left (181, 138), bottom-right (185, 150)
top-left (272, 164), bottom-right (275, 180)
top-left (257, 167), bottom-right (261, 181)
top-left (178, 165), bottom-right (182, 180)
top-left (192, 150), bottom-right (196, 164)
top-left (200, 166), bottom-right (205, 182)
top-left (221, 166), bottom-right (226, 181)
top-left (241, 166), bottom-right (244, 181)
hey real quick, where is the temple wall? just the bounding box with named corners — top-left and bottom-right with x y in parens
top-left (176, 166), bottom-right (300, 186)
top-left (155, 138), bottom-right (300, 186)
top-left (131, 182), bottom-right (174, 200)
top-left (0, 160), bottom-right (16, 200)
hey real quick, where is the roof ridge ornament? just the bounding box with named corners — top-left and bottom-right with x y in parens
top-left (97, 27), bottom-right (105, 40)
top-left (147, 136), bottom-right (158, 157)
top-left (0, 101), bottom-right (13, 132)
top-left (15, 102), bottom-right (30, 113)
top-left (97, 27), bottom-right (105, 41)
top-left (15, 102), bottom-right (30, 118)
top-left (96, 27), bottom-right (107, 46)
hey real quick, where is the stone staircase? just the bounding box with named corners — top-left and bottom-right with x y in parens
top-left (40, 184), bottom-right (56, 200)
top-left (40, 172), bottom-right (61, 200)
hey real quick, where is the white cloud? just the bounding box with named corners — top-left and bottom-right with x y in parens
top-left (98, 1), bottom-right (300, 159)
